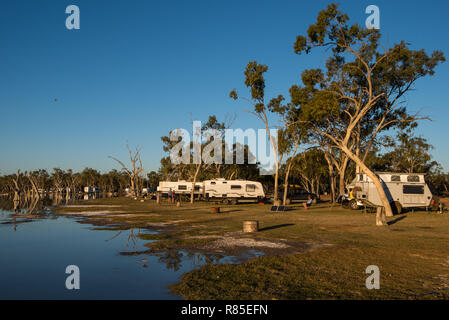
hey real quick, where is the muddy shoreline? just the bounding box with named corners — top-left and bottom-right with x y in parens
top-left (54, 203), bottom-right (330, 259)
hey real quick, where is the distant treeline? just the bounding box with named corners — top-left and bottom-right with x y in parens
top-left (1, 126), bottom-right (448, 199)
top-left (0, 168), bottom-right (151, 196)
top-left (157, 125), bottom-right (449, 198)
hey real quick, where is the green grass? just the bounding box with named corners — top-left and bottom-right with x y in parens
top-left (171, 246), bottom-right (449, 299)
top-left (138, 233), bottom-right (172, 241)
top-left (56, 197), bottom-right (449, 299)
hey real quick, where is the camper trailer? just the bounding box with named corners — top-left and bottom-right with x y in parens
top-left (157, 180), bottom-right (204, 195)
top-left (157, 178), bottom-right (265, 204)
top-left (203, 179), bottom-right (265, 204)
top-left (344, 172), bottom-right (433, 213)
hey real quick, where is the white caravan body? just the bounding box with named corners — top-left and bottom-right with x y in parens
top-left (347, 172), bottom-right (432, 208)
top-left (157, 178), bottom-right (265, 201)
top-left (203, 178), bottom-right (265, 200)
top-left (157, 180), bottom-right (204, 194)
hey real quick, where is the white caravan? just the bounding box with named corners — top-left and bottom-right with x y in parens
top-left (346, 172), bottom-right (433, 213)
top-left (157, 178), bottom-right (265, 204)
top-left (157, 180), bottom-right (204, 195)
top-left (203, 179), bottom-right (265, 203)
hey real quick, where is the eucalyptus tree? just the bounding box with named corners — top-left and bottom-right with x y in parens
top-left (221, 143), bottom-right (260, 181)
top-left (64, 169), bottom-right (80, 197)
top-left (29, 169), bottom-right (50, 194)
top-left (230, 62), bottom-right (283, 202)
top-left (185, 116), bottom-right (229, 203)
top-left (427, 171), bottom-right (449, 196)
top-left (291, 149), bottom-right (328, 196)
top-left (277, 128), bottom-right (302, 206)
top-left (26, 172), bottom-right (41, 200)
top-left (51, 168), bottom-right (66, 194)
top-left (289, 3), bottom-right (445, 217)
top-left (147, 171), bottom-right (160, 191)
top-left (11, 170), bottom-right (23, 205)
top-left (373, 128), bottom-right (439, 174)
top-left (161, 115), bottom-right (227, 203)
top-left (79, 168), bottom-right (101, 189)
top-left (201, 115), bottom-right (227, 179)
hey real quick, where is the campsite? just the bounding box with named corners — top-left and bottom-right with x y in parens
top-left (51, 196), bottom-right (449, 299)
top-left (1, 0), bottom-right (449, 305)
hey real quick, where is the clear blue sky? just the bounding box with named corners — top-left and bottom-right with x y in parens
top-left (1, 0), bottom-right (448, 174)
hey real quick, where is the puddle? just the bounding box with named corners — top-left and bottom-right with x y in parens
top-left (0, 208), bottom-right (263, 299)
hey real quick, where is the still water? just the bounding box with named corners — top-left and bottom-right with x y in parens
top-left (0, 208), bottom-right (256, 299)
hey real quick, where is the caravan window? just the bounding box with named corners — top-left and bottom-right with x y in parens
top-left (358, 174), bottom-right (364, 182)
top-left (178, 185), bottom-right (187, 190)
top-left (246, 184), bottom-right (256, 192)
top-left (230, 185), bottom-right (241, 190)
top-left (211, 182), bottom-right (216, 185)
top-left (403, 185), bottom-right (424, 194)
top-left (194, 185), bottom-right (200, 191)
top-left (407, 175), bottom-right (420, 182)
top-left (391, 175), bottom-right (401, 182)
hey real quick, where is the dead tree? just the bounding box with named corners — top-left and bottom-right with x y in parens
top-left (110, 144), bottom-right (144, 198)
top-left (11, 170), bottom-right (21, 211)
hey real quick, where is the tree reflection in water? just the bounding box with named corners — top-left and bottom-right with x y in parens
top-left (158, 250), bottom-right (183, 272)
top-left (107, 228), bottom-right (142, 249)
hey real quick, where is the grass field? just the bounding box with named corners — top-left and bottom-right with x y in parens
top-left (55, 197), bottom-right (449, 299)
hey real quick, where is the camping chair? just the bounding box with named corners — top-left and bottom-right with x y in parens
top-left (303, 198), bottom-right (313, 210)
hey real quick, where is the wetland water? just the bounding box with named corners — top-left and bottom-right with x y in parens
top-left (0, 207), bottom-right (259, 299)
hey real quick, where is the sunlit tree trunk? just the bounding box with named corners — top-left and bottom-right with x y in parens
top-left (282, 160), bottom-right (294, 206)
top-left (341, 145), bottom-right (393, 217)
top-left (190, 164), bottom-right (201, 204)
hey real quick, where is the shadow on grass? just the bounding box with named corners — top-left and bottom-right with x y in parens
top-left (259, 223), bottom-right (295, 232)
top-left (387, 215), bottom-right (407, 226)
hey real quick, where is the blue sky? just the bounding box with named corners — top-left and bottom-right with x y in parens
top-left (1, 0), bottom-right (448, 174)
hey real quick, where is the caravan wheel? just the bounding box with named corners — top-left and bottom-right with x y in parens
top-left (349, 199), bottom-right (359, 210)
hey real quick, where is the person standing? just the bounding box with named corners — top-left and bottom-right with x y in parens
top-left (168, 189), bottom-right (173, 203)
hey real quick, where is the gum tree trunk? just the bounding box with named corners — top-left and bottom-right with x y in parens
top-left (338, 156), bottom-right (350, 196)
top-left (282, 160), bottom-right (294, 206)
top-left (341, 145), bottom-right (393, 217)
top-left (190, 164), bottom-right (201, 204)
